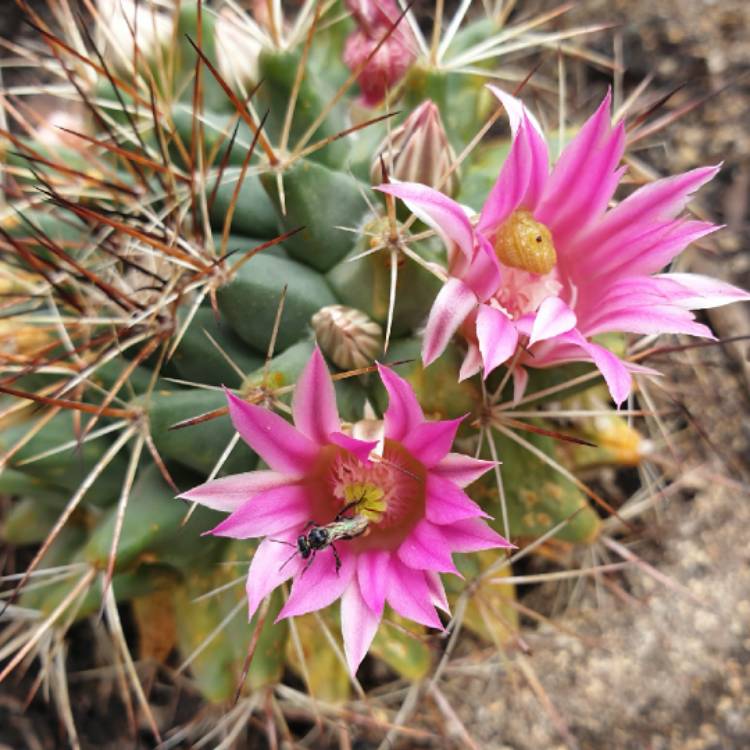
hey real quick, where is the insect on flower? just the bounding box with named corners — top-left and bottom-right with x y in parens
top-left (180, 348), bottom-right (512, 674)
top-left (277, 499), bottom-right (373, 576)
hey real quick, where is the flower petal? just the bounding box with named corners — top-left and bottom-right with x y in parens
top-left (357, 549), bottom-right (390, 615)
top-left (521, 114), bottom-right (550, 209)
top-left (577, 165), bottom-right (720, 258)
top-left (586, 305), bottom-right (713, 339)
top-left (588, 221), bottom-right (713, 282)
top-left (277, 546), bottom-right (355, 619)
top-left (426, 571), bottom-right (450, 614)
top-left (459, 342), bottom-right (483, 382)
top-left (486, 85), bottom-right (545, 137)
top-left (422, 278), bottom-right (478, 365)
top-left (460, 235), bottom-right (502, 301)
top-left (477, 119), bottom-right (534, 236)
top-left (446, 518), bottom-right (514, 552)
top-left (329, 432), bottom-right (378, 463)
top-left (607, 221), bottom-right (718, 278)
top-left (178, 470), bottom-right (290, 512)
top-left (376, 182), bottom-right (475, 259)
top-left (478, 89), bottom-right (550, 233)
top-left (655, 273), bottom-right (750, 310)
top-left (398, 519), bottom-right (459, 573)
top-left (226, 391), bottom-right (318, 475)
top-left (432, 453), bottom-right (496, 488)
top-left (476, 303), bottom-right (519, 376)
top-left (386, 559), bottom-right (443, 629)
top-left (585, 342), bottom-right (632, 408)
top-left (377, 363), bottom-right (424, 441)
top-left (246, 534), bottom-right (303, 620)
top-left (425, 473), bottom-right (488, 524)
top-left (536, 92), bottom-right (618, 229)
top-left (401, 416), bottom-right (464, 467)
top-left (341, 578), bottom-right (381, 675)
top-left (560, 330), bottom-right (633, 407)
top-left (529, 297), bottom-right (577, 346)
top-left (209, 484), bottom-right (310, 538)
top-left (540, 103), bottom-right (626, 243)
top-left (512, 366), bottom-right (528, 403)
top-left (292, 347), bottom-right (340, 445)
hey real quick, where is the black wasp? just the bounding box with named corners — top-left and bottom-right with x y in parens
top-left (276, 500), bottom-right (372, 576)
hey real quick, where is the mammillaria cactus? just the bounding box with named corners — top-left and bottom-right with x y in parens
top-left (0, 1), bottom-right (747, 745)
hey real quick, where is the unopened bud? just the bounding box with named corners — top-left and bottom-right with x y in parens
top-left (96, 0), bottom-right (173, 70)
top-left (311, 305), bottom-right (383, 371)
top-left (370, 100), bottom-right (458, 195)
top-left (215, 8), bottom-right (264, 89)
top-left (343, 0), bottom-right (417, 107)
top-left (591, 414), bottom-right (649, 466)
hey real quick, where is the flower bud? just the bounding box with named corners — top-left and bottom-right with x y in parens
top-left (343, 0), bottom-right (417, 107)
top-left (370, 100), bottom-right (458, 195)
top-left (311, 305), bottom-right (383, 371)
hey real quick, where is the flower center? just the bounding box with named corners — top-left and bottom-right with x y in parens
top-left (312, 440), bottom-right (425, 551)
top-left (494, 266), bottom-right (563, 320)
top-left (493, 210), bottom-right (557, 276)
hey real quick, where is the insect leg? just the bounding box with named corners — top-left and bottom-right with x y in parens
top-left (335, 500), bottom-right (362, 520)
top-left (331, 544), bottom-right (342, 575)
top-left (300, 550), bottom-right (317, 577)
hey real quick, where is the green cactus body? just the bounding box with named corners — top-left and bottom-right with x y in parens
top-left (255, 48), bottom-right (349, 169)
top-left (477, 429), bottom-right (602, 545)
top-left (0, 412), bottom-right (129, 505)
top-left (145, 389), bottom-right (257, 476)
top-left (174, 571), bottom-right (288, 702)
top-left (259, 159), bottom-right (371, 272)
top-left (172, 307), bottom-right (265, 387)
top-left (84, 465), bottom-right (222, 571)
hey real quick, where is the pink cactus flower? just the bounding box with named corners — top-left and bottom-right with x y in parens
top-left (180, 348), bottom-right (511, 674)
top-left (378, 88), bottom-right (750, 406)
top-left (343, 0), bottom-right (417, 107)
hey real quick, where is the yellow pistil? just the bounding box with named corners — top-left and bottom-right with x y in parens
top-left (343, 482), bottom-right (387, 522)
top-left (493, 210), bottom-right (557, 276)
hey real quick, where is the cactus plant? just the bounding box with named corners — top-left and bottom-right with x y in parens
top-left (1, 1), bottom-right (748, 745)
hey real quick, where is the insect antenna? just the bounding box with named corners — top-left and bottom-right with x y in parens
top-left (371, 455), bottom-right (421, 482)
top-left (268, 538), bottom-right (299, 571)
top-left (268, 538), bottom-right (296, 548)
top-left (278, 550), bottom-right (300, 573)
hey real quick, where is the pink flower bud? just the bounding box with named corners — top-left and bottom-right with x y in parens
top-left (371, 100), bottom-right (458, 195)
top-left (343, 0), bottom-right (417, 107)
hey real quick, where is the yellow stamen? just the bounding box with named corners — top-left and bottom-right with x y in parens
top-left (343, 482), bottom-right (386, 522)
